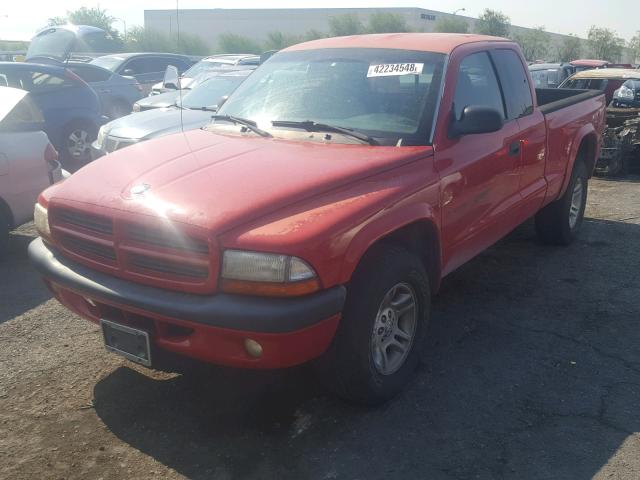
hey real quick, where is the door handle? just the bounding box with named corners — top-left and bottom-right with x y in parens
top-left (509, 141), bottom-right (521, 157)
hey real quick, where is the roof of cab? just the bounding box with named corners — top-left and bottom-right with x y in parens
top-left (284, 33), bottom-right (510, 54)
top-left (570, 68), bottom-right (640, 80)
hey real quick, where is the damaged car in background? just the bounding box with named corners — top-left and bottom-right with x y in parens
top-left (561, 69), bottom-right (640, 176)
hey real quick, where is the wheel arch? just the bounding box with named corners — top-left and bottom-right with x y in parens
top-left (340, 208), bottom-right (442, 295)
top-left (560, 127), bottom-right (599, 197)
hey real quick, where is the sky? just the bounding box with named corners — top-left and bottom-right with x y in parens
top-left (0, 0), bottom-right (636, 42)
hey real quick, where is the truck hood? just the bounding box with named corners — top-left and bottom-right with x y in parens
top-left (51, 129), bottom-right (433, 233)
top-left (105, 108), bottom-right (212, 141)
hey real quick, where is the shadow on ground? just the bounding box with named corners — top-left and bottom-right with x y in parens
top-left (0, 227), bottom-right (51, 324)
top-left (92, 217), bottom-right (640, 479)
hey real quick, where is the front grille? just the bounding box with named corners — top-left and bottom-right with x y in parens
top-left (128, 254), bottom-right (209, 279)
top-left (56, 209), bottom-right (113, 235)
top-left (125, 224), bottom-right (209, 254)
top-left (60, 235), bottom-right (117, 262)
top-left (49, 205), bottom-right (215, 293)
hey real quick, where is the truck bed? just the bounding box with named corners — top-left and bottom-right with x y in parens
top-left (536, 88), bottom-right (604, 114)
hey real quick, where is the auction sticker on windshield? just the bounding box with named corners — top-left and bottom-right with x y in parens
top-left (367, 63), bottom-right (424, 77)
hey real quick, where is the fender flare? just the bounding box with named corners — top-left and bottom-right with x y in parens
top-left (338, 202), bottom-right (441, 285)
top-left (559, 124), bottom-right (598, 198)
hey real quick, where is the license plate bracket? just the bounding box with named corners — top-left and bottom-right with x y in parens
top-left (101, 319), bottom-right (152, 367)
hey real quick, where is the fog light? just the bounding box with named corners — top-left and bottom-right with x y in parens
top-left (244, 339), bottom-right (263, 358)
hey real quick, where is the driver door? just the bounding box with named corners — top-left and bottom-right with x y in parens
top-left (435, 51), bottom-right (524, 274)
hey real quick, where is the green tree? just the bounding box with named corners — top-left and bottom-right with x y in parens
top-left (217, 33), bottom-right (262, 54)
top-left (329, 14), bottom-right (364, 37)
top-left (433, 16), bottom-right (469, 34)
top-left (557, 34), bottom-right (582, 62)
top-left (48, 7), bottom-right (120, 42)
top-left (264, 31), bottom-right (300, 50)
top-left (125, 27), bottom-right (209, 55)
top-left (366, 12), bottom-right (411, 33)
top-left (302, 29), bottom-right (327, 41)
top-left (629, 31), bottom-right (640, 63)
top-left (513, 26), bottom-right (550, 61)
top-left (475, 9), bottom-right (511, 38)
top-left (587, 26), bottom-right (624, 61)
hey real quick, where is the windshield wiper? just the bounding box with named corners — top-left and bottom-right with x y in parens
top-left (211, 114), bottom-right (272, 138)
top-left (271, 120), bottom-right (378, 145)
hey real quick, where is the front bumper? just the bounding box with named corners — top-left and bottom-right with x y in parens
top-left (29, 238), bottom-right (345, 368)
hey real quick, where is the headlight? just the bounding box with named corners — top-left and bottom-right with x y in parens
top-left (616, 86), bottom-right (635, 100)
top-left (34, 203), bottom-right (51, 239)
top-left (95, 126), bottom-right (108, 148)
top-left (221, 250), bottom-right (319, 297)
top-left (132, 103), bottom-right (141, 112)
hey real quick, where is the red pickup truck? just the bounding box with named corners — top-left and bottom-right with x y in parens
top-left (30, 34), bottom-right (606, 404)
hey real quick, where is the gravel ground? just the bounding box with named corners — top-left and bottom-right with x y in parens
top-left (1, 177), bottom-right (639, 480)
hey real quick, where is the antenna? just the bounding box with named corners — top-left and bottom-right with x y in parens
top-left (176, 0), bottom-right (184, 133)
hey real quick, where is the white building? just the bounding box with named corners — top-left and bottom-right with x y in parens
top-left (144, 7), bottom-right (626, 61)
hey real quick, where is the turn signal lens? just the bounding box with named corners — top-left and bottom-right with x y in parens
top-left (221, 278), bottom-right (320, 297)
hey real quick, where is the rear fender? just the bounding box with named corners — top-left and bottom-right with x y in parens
top-left (558, 124), bottom-right (597, 198)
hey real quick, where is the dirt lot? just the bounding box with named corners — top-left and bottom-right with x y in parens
top-left (1, 177), bottom-right (639, 480)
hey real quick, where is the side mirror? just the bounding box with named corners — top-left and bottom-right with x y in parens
top-left (122, 68), bottom-right (136, 76)
top-left (163, 65), bottom-right (180, 90)
top-left (450, 105), bottom-right (504, 137)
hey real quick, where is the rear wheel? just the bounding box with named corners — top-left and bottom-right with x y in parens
top-left (60, 120), bottom-right (97, 171)
top-left (315, 245), bottom-right (430, 405)
top-left (535, 159), bottom-right (589, 245)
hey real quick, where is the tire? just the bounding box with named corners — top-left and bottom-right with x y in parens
top-left (314, 245), bottom-right (430, 405)
top-left (535, 159), bottom-right (589, 245)
top-left (59, 120), bottom-right (98, 171)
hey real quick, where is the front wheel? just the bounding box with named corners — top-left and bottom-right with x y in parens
top-left (314, 245), bottom-right (430, 405)
top-left (535, 160), bottom-right (589, 245)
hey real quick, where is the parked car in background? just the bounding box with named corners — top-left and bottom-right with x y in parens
top-left (611, 79), bottom-right (640, 108)
top-left (134, 69), bottom-right (255, 111)
top-left (0, 87), bottom-right (63, 255)
top-left (0, 61), bottom-right (104, 169)
top-left (90, 53), bottom-right (194, 95)
top-left (609, 63), bottom-right (634, 69)
top-left (149, 54), bottom-right (260, 95)
top-left (92, 69), bottom-right (252, 158)
top-left (66, 62), bottom-right (144, 119)
top-left (26, 25), bottom-right (120, 63)
top-left (529, 63), bottom-right (575, 88)
top-left (570, 59), bottom-right (610, 72)
top-left (560, 68), bottom-right (640, 104)
top-left (32, 34), bottom-right (606, 404)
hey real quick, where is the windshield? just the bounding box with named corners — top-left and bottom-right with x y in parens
top-left (531, 69), bottom-right (560, 88)
top-left (27, 28), bottom-right (75, 60)
top-left (181, 75), bottom-right (246, 109)
top-left (90, 56), bottom-right (126, 72)
top-left (216, 48), bottom-right (446, 145)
